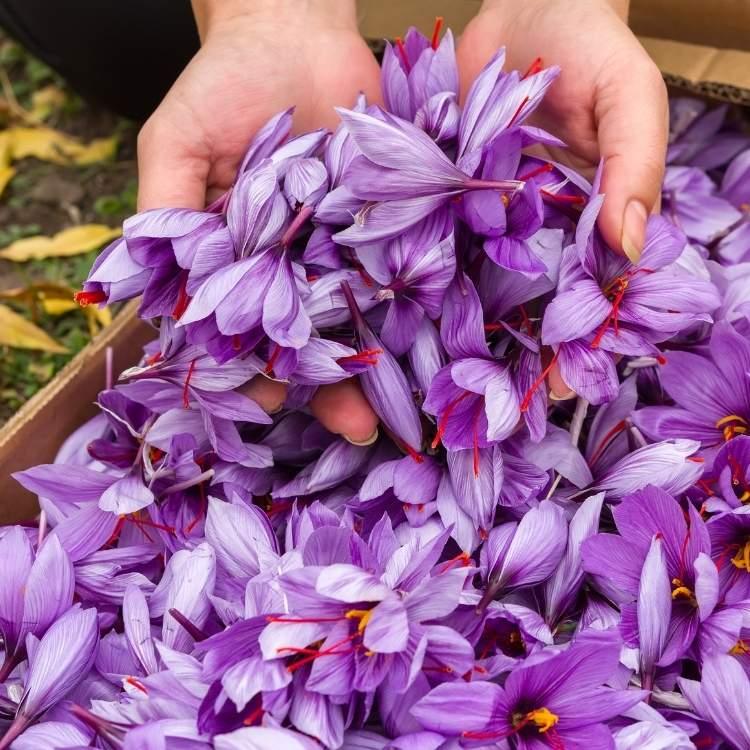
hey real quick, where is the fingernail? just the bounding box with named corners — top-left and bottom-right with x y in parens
top-left (344, 428), bottom-right (379, 447)
top-left (621, 199), bottom-right (648, 264)
top-left (549, 388), bottom-right (576, 402)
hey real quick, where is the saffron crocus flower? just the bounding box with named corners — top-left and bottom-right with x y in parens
top-left (662, 165), bottom-right (742, 245)
top-left (582, 486), bottom-right (717, 682)
top-left (0, 530), bottom-right (74, 682)
top-left (456, 48), bottom-right (560, 166)
top-left (699, 435), bottom-right (750, 513)
top-left (333, 107), bottom-right (522, 246)
top-left (542, 185), bottom-right (719, 357)
top-left (678, 654), bottom-right (750, 750)
top-left (380, 21), bottom-right (458, 123)
top-left (412, 631), bottom-right (645, 748)
top-left (340, 281), bottom-right (423, 457)
top-left (544, 492), bottom-right (605, 629)
top-left (0, 606), bottom-right (99, 750)
top-left (424, 275), bottom-right (521, 459)
top-left (479, 502), bottom-right (568, 611)
top-left (632, 321), bottom-right (750, 448)
top-left (355, 216), bottom-right (455, 356)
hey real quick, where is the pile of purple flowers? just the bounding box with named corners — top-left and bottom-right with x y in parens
top-left (3, 24), bottom-right (750, 750)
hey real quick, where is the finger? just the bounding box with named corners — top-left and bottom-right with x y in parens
top-left (137, 105), bottom-right (210, 211)
top-left (455, 12), bottom-right (504, 103)
top-left (310, 380), bottom-right (379, 445)
top-left (239, 377), bottom-right (287, 414)
top-left (548, 361), bottom-right (575, 401)
top-left (595, 51), bottom-right (668, 263)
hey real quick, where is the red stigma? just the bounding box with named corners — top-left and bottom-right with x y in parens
top-left (518, 162), bottom-right (554, 182)
top-left (337, 348), bottom-right (383, 367)
top-left (182, 359), bottom-right (197, 408)
top-left (588, 419), bottom-right (627, 467)
top-left (172, 272), bottom-right (191, 320)
top-left (74, 289), bottom-right (106, 307)
top-left (507, 96), bottom-right (530, 129)
top-left (183, 480), bottom-right (207, 535)
top-left (432, 391), bottom-right (472, 449)
top-left (520, 350), bottom-right (559, 413)
top-left (395, 36), bottom-right (411, 70)
top-left (280, 631), bottom-right (361, 673)
top-left (232, 334), bottom-right (242, 352)
top-left (265, 344), bottom-right (282, 375)
top-left (243, 707), bottom-right (265, 727)
top-left (522, 56), bottom-right (544, 79)
top-left (656, 354), bottom-right (667, 365)
top-left (540, 189), bottom-right (585, 205)
top-left (125, 676), bottom-right (148, 694)
top-left (430, 16), bottom-right (444, 50)
top-left (144, 351), bottom-right (163, 366)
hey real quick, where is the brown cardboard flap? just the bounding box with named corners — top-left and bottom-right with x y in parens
top-left (630, 0), bottom-right (750, 51)
top-left (356, 0), bottom-right (750, 103)
top-left (640, 37), bottom-right (750, 105)
top-left (0, 302), bottom-right (152, 523)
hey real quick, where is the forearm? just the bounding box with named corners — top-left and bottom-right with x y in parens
top-left (190, 0), bottom-right (357, 42)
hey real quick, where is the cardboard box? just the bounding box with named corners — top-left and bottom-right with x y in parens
top-left (1, 1), bottom-right (749, 522)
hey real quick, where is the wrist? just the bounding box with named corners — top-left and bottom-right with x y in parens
top-left (191, 0), bottom-right (357, 42)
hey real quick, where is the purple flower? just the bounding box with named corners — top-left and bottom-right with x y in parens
top-left (0, 530), bottom-right (74, 682)
top-left (679, 654), bottom-right (750, 749)
top-left (0, 606), bottom-right (99, 750)
top-left (633, 321), bottom-right (750, 448)
top-left (381, 21), bottom-right (458, 125)
top-left (412, 631), bottom-right (644, 747)
top-left (543, 186), bottom-right (719, 357)
top-left (423, 275), bottom-right (522, 461)
top-left (340, 281), bottom-right (423, 457)
top-left (333, 106), bottom-right (522, 246)
top-left (662, 165), bottom-right (742, 245)
top-left (355, 216), bottom-right (455, 356)
top-left (582, 486), bottom-right (716, 686)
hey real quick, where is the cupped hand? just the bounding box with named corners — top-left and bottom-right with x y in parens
top-left (137, 0), bottom-right (381, 443)
top-left (457, 0), bottom-right (668, 264)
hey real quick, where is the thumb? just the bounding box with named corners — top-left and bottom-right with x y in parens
top-left (595, 52), bottom-right (668, 263)
top-left (136, 106), bottom-right (210, 211)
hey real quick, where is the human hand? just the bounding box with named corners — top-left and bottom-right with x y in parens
top-left (137, 0), bottom-right (381, 443)
top-left (457, 0), bottom-right (668, 264)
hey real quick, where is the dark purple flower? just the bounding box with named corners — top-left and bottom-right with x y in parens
top-left (412, 630), bottom-right (644, 747)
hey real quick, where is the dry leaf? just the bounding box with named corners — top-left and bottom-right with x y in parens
top-left (0, 164), bottom-right (15, 197)
top-left (41, 297), bottom-right (77, 315)
top-left (29, 85), bottom-right (67, 121)
top-left (0, 282), bottom-right (113, 336)
top-left (0, 303), bottom-right (67, 353)
top-left (0, 224), bottom-right (121, 262)
top-left (7, 126), bottom-right (118, 165)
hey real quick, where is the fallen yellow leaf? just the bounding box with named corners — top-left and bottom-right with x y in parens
top-left (7, 126), bottom-right (118, 165)
top-left (0, 164), bottom-right (15, 197)
top-left (29, 85), bottom-right (67, 121)
top-left (0, 224), bottom-right (121, 262)
top-left (0, 303), bottom-right (67, 353)
top-left (41, 298), bottom-right (77, 315)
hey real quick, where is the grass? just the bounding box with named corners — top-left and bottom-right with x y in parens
top-left (0, 35), bottom-right (138, 425)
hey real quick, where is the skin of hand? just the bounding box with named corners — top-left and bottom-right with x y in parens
top-left (458, 0), bottom-right (668, 264)
top-left (457, 0), bottom-right (668, 399)
top-left (136, 0), bottom-right (381, 443)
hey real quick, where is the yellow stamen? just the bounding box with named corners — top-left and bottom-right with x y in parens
top-left (731, 541), bottom-right (750, 572)
top-left (501, 194), bottom-right (510, 207)
top-left (730, 639), bottom-right (750, 656)
top-left (671, 578), bottom-right (698, 606)
top-left (526, 707), bottom-right (559, 733)
top-left (716, 415), bottom-right (749, 441)
top-left (345, 608), bottom-right (373, 633)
